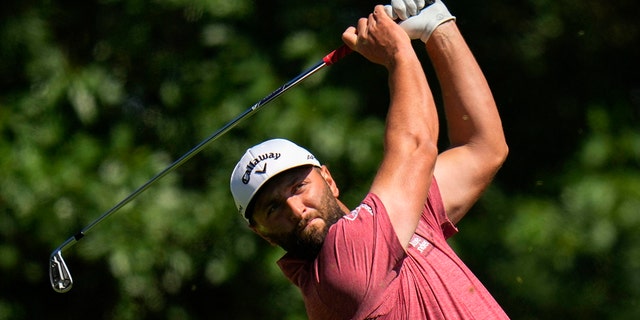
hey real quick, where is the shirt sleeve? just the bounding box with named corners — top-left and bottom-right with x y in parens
top-left (417, 177), bottom-right (459, 240)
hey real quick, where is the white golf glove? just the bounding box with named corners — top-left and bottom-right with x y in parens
top-left (385, 0), bottom-right (456, 43)
top-left (385, 0), bottom-right (426, 20)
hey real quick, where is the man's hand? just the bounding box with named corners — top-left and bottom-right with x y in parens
top-left (341, 5), bottom-right (414, 68)
top-left (385, 0), bottom-right (455, 43)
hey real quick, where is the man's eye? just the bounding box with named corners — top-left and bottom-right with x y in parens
top-left (267, 203), bottom-right (279, 216)
top-left (294, 182), bottom-right (306, 192)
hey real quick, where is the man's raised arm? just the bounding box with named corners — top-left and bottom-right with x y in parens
top-left (342, 5), bottom-right (440, 247)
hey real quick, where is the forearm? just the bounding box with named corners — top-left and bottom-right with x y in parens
top-left (425, 21), bottom-right (507, 222)
top-left (385, 51), bottom-right (438, 155)
top-left (426, 22), bottom-right (507, 157)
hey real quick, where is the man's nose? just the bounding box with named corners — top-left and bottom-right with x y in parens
top-left (286, 196), bottom-right (306, 218)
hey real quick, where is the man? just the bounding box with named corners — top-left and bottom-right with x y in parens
top-left (230, 1), bottom-right (509, 318)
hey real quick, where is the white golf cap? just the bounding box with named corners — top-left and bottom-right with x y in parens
top-left (230, 138), bottom-right (320, 222)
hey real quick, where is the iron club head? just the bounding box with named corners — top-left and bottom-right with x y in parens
top-left (50, 250), bottom-right (73, 293)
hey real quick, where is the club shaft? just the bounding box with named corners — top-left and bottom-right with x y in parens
top-left (52, 45), bottom-right (352, 255)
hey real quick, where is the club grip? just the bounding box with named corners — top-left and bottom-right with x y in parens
top-left (323, 45), bottom-right (353, 65)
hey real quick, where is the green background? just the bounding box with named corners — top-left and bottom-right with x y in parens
top-left (1, 0), bottom-right (638, 319)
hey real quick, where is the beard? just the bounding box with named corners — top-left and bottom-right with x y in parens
top-left (268, 187), bottom-right (345, 259)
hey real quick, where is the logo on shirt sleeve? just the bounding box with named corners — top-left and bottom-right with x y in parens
top-left (344, 203), bottom-right (373, 221)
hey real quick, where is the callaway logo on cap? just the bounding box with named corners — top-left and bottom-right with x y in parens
top-left (230, 138), bottom-right (321, 222)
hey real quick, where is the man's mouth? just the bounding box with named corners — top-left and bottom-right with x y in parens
top-left (300, 217), bottom-right (322, 232)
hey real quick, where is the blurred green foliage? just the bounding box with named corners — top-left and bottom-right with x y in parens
top-left (0, 0), bottom-right (638, 319)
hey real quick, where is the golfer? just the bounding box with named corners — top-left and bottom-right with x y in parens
top-left (230, 1), bottom-right (509, 318)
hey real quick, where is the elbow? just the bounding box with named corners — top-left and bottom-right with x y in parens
top-left (410, 131), bottom-right (440, 164)
top-left (492, 139), bottom-right (509, 170)
top-left (422, 137), bottom-right (440, 161)
top-left (416, 141), bottom-right (439, 170)
top-left (472, 135), bottom-right (508, 173)
top-left (409, 121), bottom-right (440, 159)
top-left (387, 129), bottom-right (439, 164)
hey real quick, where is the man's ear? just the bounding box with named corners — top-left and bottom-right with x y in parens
top-left (319, 165), bottom-right (340, 197)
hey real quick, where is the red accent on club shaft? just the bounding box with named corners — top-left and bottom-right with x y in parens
top-left (323, 45), bottom-right (353, 65)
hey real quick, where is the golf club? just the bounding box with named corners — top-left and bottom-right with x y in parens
top-left (49, 45), bottom-right (352, 293)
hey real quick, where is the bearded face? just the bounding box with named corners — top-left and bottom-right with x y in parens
top-left (249, 166), bottom-right (346, 259)
top-left (265, 186), bottom-right (344, 259)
